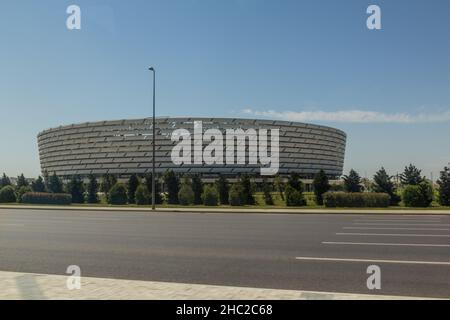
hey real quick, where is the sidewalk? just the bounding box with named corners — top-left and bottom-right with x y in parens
top-left (1, 204), bottom-right (450, 215)
top-left (0, 270), bottom-right (432, 300)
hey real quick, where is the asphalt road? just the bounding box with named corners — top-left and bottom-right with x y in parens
top-left (0, 208), bottom-right (449, 298)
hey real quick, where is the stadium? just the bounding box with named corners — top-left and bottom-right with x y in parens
top-left (37, 117), bottom-right (346, 181)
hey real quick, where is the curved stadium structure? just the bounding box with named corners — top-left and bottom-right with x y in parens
top-left (37, 117), bottom-right (346, 179)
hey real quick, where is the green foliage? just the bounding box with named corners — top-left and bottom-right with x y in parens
top-left (16, 174), bottom-right (28, 188)
top-left (108, 183), bottom-right (128, 205)
top-left (31, 176), bottom-right (46, 193)
top-left (323, 192), bottom-right (390, 208)
top-left (287, 173), bottom-right (303, 191)
top-left (144, 173), bottom-right (163, 204)
top-left (178, 177), bottom-right (194, 205)
top-left (21, 192), bottom-right (72, 205)
top-left (163, 170), bottom-right (180, 204)
top-left (402, 181), bottom-right (434, 207)
top-left (373, 167), bottom-right (401, 206)
top-left (0, 186), bottom-right (17, 203)
top-left (262, 178), bottom-right (274, 205)
top-left (86, 174), bottom-right (99, 204)
top-left (343, 169), bottom-right (362, 193)
top-left (274, 175), bottom-right (285, 201)
top-left (191, 174), bottom-right (203, 205)
top-left (215, 175), bottom-right (229, 205)
top-left (229, 184), bottom-right (245, 206)
top-left (202, 185), bottom-right (219, 206)
top-left (135, 185), bottom-right (150, 205)
top-left (16, 186), bottom-right (32, 203)
top-left (47, 172), bottom-right (63, 194)
top-left (401, 164), bottom-right (425, 186)
top-left (437, 167), bottom-right (450, 206)
top-left (239, 174), bottom-right (255, 205)
top-left (285, 185), bottom-right (306, 206)
top-left (313, 170), bottom-right (330, 205)
top-left (66, 175), bottom-right (85, 204)
top-left (100, 174), bottom-right (117, 195)
top-left (127, 174), bottom-right (140, 204)
top-left (0, 173), bottom-right (11, 189)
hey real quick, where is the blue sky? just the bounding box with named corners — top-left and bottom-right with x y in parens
top-left (0, 0), bottom-right (449, 179)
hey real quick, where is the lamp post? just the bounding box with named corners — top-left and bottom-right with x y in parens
top-left (149, 67), bottom-right (156, 210)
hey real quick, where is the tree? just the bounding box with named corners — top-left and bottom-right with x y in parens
top-left (239, 174), bottom-right (255, 205)
top-left (285, 185), bottom-right (306, 206)
top-left (437, 167), bottom-right (450, 206)
top-left (215, 175), bottom-right (229, 205)
top-left (66, 175), bottom-right (85, 203)
top-left (16, 174), bottom-right (28, 188)
top-left (86, 174), bottom-right (99, 204)
top-left (100, 174), bottom-right (117, 196)
top-left (402, 181), bottom-right (434, 207)
top-left (0, 173), bottom-right (11, 189)
top-left (287, 173), bottom-right (303, 191)
top-left (47, 172), bottom-right (63, 193)
top-left (144, 173), bottom-right (163, 204)
top-left (127, 174), bottom-right (140, 204)
top-left (43, 170), bottom-right (49, 191)
top-left (163, 170), bottom-right (180, 204)
top-left (191, 174), bottom-right (203, 205)
top-left (274, 175), bottom-right (285, 200)
top-left (0, 186), bottom-right (16, 203)
top-left (229, 183), bottom-right (245, 206)
top-left (202, 185), bottom-right (219, 206)
top-left (400, 164), bottom-right (425, 186)
top-left (108, 183), bottom-right (128, 205)
top-left (31, 176), bottom-right (46, 192)
top-left (373, 167), bottom-right (400, 206)
top-left (313, 170), bottom-right (330, 205)
top-left (343, 169), bottom-right (362, 193)
top-left (178, 176), bottom-right (194, 205)
top-left (135, 185), bottom-right (150, 205)
top-left (262, 178), bottom-right (274, 205)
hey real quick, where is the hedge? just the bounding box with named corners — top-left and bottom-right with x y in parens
top-left (21, 192), bottom-right (72, 205)
top-left (323, 192), bottom-right (390, 208)
top-left (0, 186), bottom-right (17, 203)
top-left (402, 182), bottom-right (434, 207)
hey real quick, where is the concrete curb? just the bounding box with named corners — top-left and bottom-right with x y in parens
top-left (1, 205), bottom-right (450, 215)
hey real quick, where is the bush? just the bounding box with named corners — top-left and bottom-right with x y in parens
top-left (323, 192), bottom-right (390, 208)
top-left (108, 183), bottom-right (128, 205)
top-left (178, 183), bottom-right (194, 205)
top-left (135, 185), bottom-right (150, 205)
top-left (0, 186), bottom-right (17, 203)
top-left (21, 192), bottom-right (72, 205)
top-left (202, 185), bottom-right (219, 206)
top-left (229, 184), bottom-right (244, 206)
top-left (285, 185), bottom-right (306, 206)
top-left (402, 182), bottom-right (434, 207)
top-left (16, 186), bottom-right (32, 203)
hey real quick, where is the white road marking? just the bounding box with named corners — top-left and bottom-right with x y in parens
top-left (337, 232), bottom-right (450, 237)
top-left (354, 220), bottom-right (441, 223)
top-left (353, 223), bottom-right (450, 226)
top-left (0, 223), bottom-right (24, 227)
top-left (343, 227), bottom-right (450, 231)
top-left (295, 256), bottom-right (450, 266)
top-left (322, 241), bottom-right (450, 247)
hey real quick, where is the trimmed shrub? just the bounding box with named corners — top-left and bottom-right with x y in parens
top-left (135, 185), bottom-right (150, 205)
top-left (229, 184), bottom-right (244, 206)
top-left (0, 186), bottom-right (17, 203)
top-left (285, 185), bottom-right (306, 207)
top-left (108, 183), bottom-right (128, 205)
top-left (21, 192), bottom-right (72, 205)
top-left (16, 186), bottom-right (32, 203)
top-left (323, 192), bottom-right (390, 208)
top-left (402, 182), bottom-right (434, 207)
top-left (202, 185), bottom-right (219, 206)
top-left (178, 183), bottom-right (194, 205)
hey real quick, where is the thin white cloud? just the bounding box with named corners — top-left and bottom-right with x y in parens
top-left (241, 108), bottom-right (450, 124)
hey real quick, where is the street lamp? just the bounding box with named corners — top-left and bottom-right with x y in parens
top-left (149, 67), bottom-right (156, 210)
